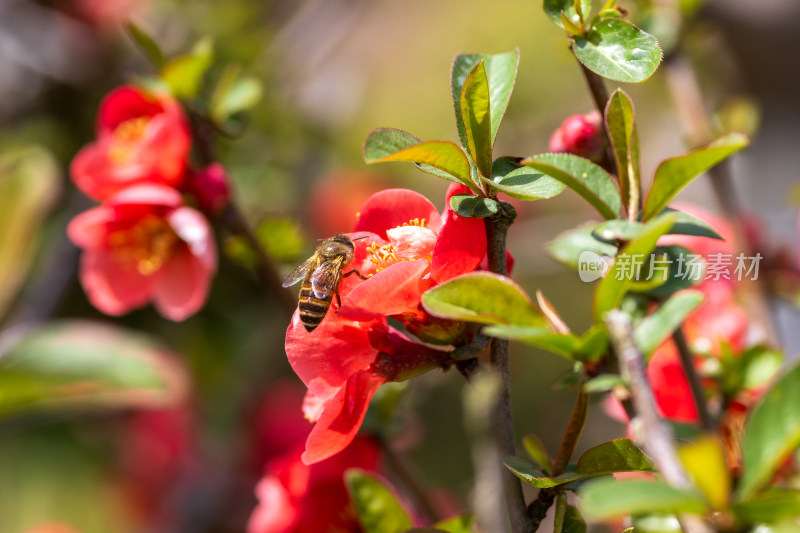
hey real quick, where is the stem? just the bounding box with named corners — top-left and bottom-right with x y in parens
top-left (605, 311), bottom-right (710, 533)
top-left (577, 56), bottom-right (610, 118)
top-left (484, 202), bottom-right (532, 533)
top-left (672, 327), bottom-right (715, 432)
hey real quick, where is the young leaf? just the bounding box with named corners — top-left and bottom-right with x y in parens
top-left (633, 290), bottom-right (705, 356)
top-left (575, 438), bottom-right (655, 475)
top-left (211, 65), bottom-right (262, 124)
top-left (345, 469), bottom-right (413, 533)
top-left (548, 222), bottom-right (617, 271)
top-left (161, 38), bottom-right (214, 99)
top-left (460, 60), bottom-right (493, 179)
top-left (504, 456), bottom-right (585, 488)
top-left (573, 19), bottom-right (662, 83)
top-left (661, 208), bottom-right (724, 240)
top-left (605, 89), bottom-right (640, 217)
top-left (489, 159), bottom-right (566, 200)
top-left (449, 194), bottom-right (499, 218)
top-left (523, 434), bottom-right (553, 475)
top-left (580, 478), bottom-right (708, 518)
top-left (0, 320), bottom-right (186, 417)
top-left (543, 0), bottom-right (593, 28)
top-left (451, 50), bottom-right (520, 148)
top-left (594, 213), bottom-right (677, 319)
top-left (523, 153), bottom-right (621, 219)
top-left (364, 137), bottom-right (473, 188)
top-left (421, 272), bottom-right (546, 327)
top-left (738, 363), bottom-right (800, 500)
top-left (125, 22), bottom-right (165, 68)
top-left (643, 133), bottom-right (749, 220)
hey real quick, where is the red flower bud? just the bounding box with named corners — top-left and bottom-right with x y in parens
top-left (184, 163), bottom-right (231, 216)
top-left (549, 111), bottom-right (606, 162)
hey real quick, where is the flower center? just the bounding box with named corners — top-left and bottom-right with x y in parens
top-left (108, 214), bottom-right (179, 275)
top-left (401, 217), bottom-right (426, 228)
top-left (366, 242), bottom-right (399, 274)
top-left (108, 116), bottom-right (151, 164)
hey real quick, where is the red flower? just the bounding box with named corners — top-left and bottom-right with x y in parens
top-left (247, 383), bottom-right (381, 533)
top-left (71, 86), bottom-right (191, 201)
top-left (549, 111), bottom-right (606, 162)
top-left (67, 184), bottom-right (216, 320)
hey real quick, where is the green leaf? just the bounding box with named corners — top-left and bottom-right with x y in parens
top-left (449, 194), bottom-right (499, 218)
top-left (544, 0), bottom-right (592, 28)
top-left (421, 272), bottom-right (545, 327)
top-left (645, 245), bottom-right (701, 299)
top-left (594, 214), bottom-right (677, 319)
top-left (460, 60), bottom-right (493, 179)
top-left (0, 321), bottom-right (186, 417)
top-left (523, 153), bottom-right (621, 219)
top-left (504, 455), bottom-right (585, 488)
top-left (563, 505), bottom-right (587, 533)
top-left (345, 469), bottom-right (412, 533)
top-left (732, 488), bottom-right (800, 524)
top-left (643, 133), bottom-right (749, 220)
top-left (580, 478), bottom-right (708, 519)
top-left (576, 438), bottom-right (655, 475)
top-left (661, 208), bottom-right (724, 240)
top-left (489, 158), bottom-right (566, 200)
top-left (523, 434), bottom-right (553, 475)
top-left (738, 363), bottom-right (800, 500)
top-left (605, 89), bottom-right (640, 216)
top-left (482, 325), bottom-right (579, 359)
top-left (210, 65), bottom-right (262, 123)
top-left (548, 222), bottom-right (617, 271)
top-left (0, 146), bottom-right (60, 320)
top-left (592, 219), bottom-right (645, 243)
top-left (584, 374), bottom-right (626, 393)
top-left (161, 38), bottom-right (214, 99)
top-left (573, 19), bottom-right (662, 83)
top-left (451, 50), bottom-right (520, 148)
top-left (432, 515), bottom-right (476, 533)
top-left (634, 290), bottom-right (705, 356)
top-left (363, 129), bottom-right (474, 188)
top-left (125, 22), bottom-right (165, 68)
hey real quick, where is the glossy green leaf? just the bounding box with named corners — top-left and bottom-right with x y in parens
top-left (732, 488), bottom-right (800, 524)
top-left (643, 133), bottom-right (749, 220)
top-left (161, 38), bottom-right (214, 99)
top-left (634, 290), bottom-right (704, 356)
top-left (211, 65), bottom-right (262, 123)
top-left (544, 0), bottom-right (592, 28)
top-left (449, 194), bottom-right (498, 218)
top-left (594, 214), bottom-right (677, 319)
top-left (345, 469), bottom-right (412, 533)
top-left (483, 325), bottom-right (579, 359)
top-left (573, 19), bottom-right (662, 83)
top-left (489, 158), bottom-right (566, 200)
top-left (125, 22), bottom-right (164, 68)
top-left (605, 89), bottom-right (640, 216)
top-left (662, 208), bottom-right (724, 240)
top-left (548, 223), bottom-right (617, 271)
top-left (523, 434), bottom-right (553, 475)
top-left (0, 147), bottom-right (60, 320)
top-left (421, 272), bottom-right (545, 327)
top-left (451, 50), bottom-right (520, 147)
top-left (580, 478), bottom-right (708, 518)
top-left (504, 456), bottom-right (585, 488)
top-left (738, 363), bottom-right (800, 500)
top-left (576, 438), bottom-right (655, 475)
top-left (364, 129), bottom-right (473, 187)
top-left (0, 321), bottom-right (187, 417)
top-left (460, 61), bottom-right (493, 179)
top-left (523, 153), bottom-right (621, 219)
top-left (432, 515), bottom-right (476, 533)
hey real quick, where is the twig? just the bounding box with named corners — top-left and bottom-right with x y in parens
top-left (672, 327), bottom-right (716, 432)
top-left (605, 311), bottom-right (710, 533)
top-left (483, 202), bottom-right (533, 533)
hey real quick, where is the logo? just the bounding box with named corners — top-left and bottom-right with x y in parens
top-left (578, 250), bottom-right (611, 282)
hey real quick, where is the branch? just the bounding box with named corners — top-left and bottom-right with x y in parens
top-left (672, 327), bottom-right (716, 432)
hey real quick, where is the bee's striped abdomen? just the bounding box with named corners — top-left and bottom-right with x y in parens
top-left (298, 281), bottom-right (333, 332)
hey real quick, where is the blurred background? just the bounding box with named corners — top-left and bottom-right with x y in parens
top-left (0, 0), bottom-right (799, 531)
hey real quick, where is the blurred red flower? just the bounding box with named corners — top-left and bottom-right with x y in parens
top-left (71, 85), bottom-right (191, 201)
top-left (68, 184), bottom-right (216, 320)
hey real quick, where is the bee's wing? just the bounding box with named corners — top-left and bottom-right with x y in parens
top-left (310, 258), bottom-right (344, 299)
top-left (282, 255), bottom-right (318, 288)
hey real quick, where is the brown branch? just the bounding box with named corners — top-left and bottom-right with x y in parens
top-left (672, 327), bottom-right (716, 432)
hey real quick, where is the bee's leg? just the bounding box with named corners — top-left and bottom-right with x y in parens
top-left (342, 269), bottom-right (369, 281)
top-left (334, 287), bottom-right (342, 314)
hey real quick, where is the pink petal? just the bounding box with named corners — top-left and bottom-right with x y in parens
top-left (67, 206), bottom-right (113, 249)
top-left (152, 247), bottom-right (214, 321)
top-left (79, 250), bottom-right (153, 315)
top-left (338, 260), bottom-right (429, 320)
top-left (247, 474), bottom-right (299, 533)
top-left (386, 225), bottom-right (437, 261)
top-left (168, 207), bottom-right (217, 272)
top-left (301, 370), bottom-right (385, 464)
top-left (285, 311), bottom-right (381, 403)
top-left (106, 184), bottom-right (184, 209)
top-left (354, 189), bottom-right (442, 238)
top-left (430, 208), bottom-right (486, 283)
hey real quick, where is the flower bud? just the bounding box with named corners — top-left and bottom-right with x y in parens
top-left (549, 111), bottom-right (606, 162)
top-left (184, 163), bottom-right (231, 216)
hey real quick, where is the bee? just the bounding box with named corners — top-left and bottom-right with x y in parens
top-left (282, 234), bottom-right (368, 332)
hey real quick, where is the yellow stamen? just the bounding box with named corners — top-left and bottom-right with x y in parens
top-left (108, 116), bottom-right (151, 164)
top-left (108, 214), bottom-right (179, 275)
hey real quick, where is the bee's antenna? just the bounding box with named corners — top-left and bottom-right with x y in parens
top-left (352, 235), bottom-right (369, 241)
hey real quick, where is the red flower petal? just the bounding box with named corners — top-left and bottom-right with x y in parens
top-left (79, 250), bottom-right (153, 315)
top-left (97, 86), bottom-right (164, 134)
top-left (67, 205), bottom-right (113, 249)
top-left (648, 341), bottom-right (699, 424)
top-left (387, 225), bottom-right (437, 261)
top-left (152, 247), bottom-right (214, 322)
top-left (430, 209), bottom-right (486, 283)
top-left (338, 260), bottom-right (429, 320)
top-left (301, 370), bottom-right (385, 464)
top-left (354, 189), bottom-right (442, 238)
